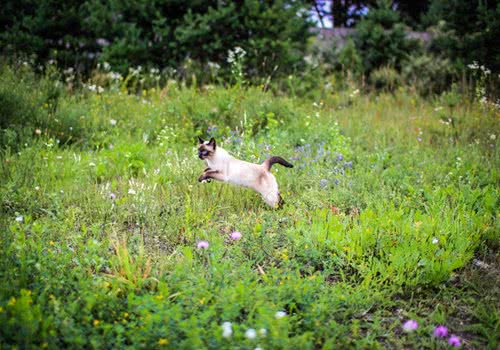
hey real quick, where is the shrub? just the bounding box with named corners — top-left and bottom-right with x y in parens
top-left (369, 66), bottom-right (401, 92)
top-left (0, 0), bottom-right (313, 79)
top-left (354, 0), bottom-right (420, 74)
top-left (402, 53), bottom-right (456, 96)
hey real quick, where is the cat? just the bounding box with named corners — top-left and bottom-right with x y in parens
top-left (197, 136), bottom-right (293, 207)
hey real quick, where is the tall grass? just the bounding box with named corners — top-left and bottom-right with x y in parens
top-left (0, 64), bottom-right (498, 349)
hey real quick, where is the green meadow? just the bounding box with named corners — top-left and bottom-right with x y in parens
top-left (0, 65), bottom-right (498, 349)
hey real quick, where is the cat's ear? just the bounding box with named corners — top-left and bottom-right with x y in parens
top-left (197, 136), bottom-right (204, 144)
top-left (208, 137), bottom-right (216, 149)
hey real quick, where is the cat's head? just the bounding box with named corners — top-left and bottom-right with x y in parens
top-left (197, 136), bottom-right (216, 160)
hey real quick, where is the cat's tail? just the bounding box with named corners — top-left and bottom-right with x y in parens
top-left (263, 156), bottom-right (294, 171)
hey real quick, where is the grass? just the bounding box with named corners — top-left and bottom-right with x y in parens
top-left (0, 65), bottom-right (498, 349)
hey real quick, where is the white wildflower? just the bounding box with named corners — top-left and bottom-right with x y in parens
top-left (128, 188), bottom-right (136, 195)
top-left (432, 238), bottom-right (439, 244)
top-left (222, 322), bottom-right (232, 338)
top-left (110, 119), bottom-right (117, 126)
top-left (245, 328), bottom-right (257, 340)
top-left (275, 311), bottom-right (287, 319)
top-left (15, 215), bottom-right (23, 222)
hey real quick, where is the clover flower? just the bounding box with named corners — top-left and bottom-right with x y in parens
top-left (448, 335), bottom-right (461, 347)
top-left (222, 322), bottom-right (232, 338)
top-left (402, 319), bottom-right (418, 332)
top-left (245, 328), bottom-right (257, 340)
top-left (197, 240), bottom-right (209, 249)
top-left (230, 231), bottom-right (242, 240)
top-left (433, 325), bottom-right (448, 337)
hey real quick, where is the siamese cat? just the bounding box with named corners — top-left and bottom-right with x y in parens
top-left (197, 136), bottom-right (293, 208)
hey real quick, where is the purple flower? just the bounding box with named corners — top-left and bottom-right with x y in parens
top-left (344, 161), bottom-right (353, 168)
top-left (197, 240), bottom-right (209, 249)
top-left (402, 320), bottom-right (418, 332)
top-left (109, 193), bottom-right (116, 200)
top-left (417, 137), bottom-right (422, 142)
top-left (336, 154), bottom-right (343, 161)
top-left (230, 231), bottom-right (242, 240)
top-left (448, 335), bottom-right (461, 347)
top-left (319, 179), bottom-right (328, 188)
top-left (433, 325), bottom-right (448, 338)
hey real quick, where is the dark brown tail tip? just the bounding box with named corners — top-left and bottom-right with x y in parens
top-left (266, 156), bottom-right (293, 170)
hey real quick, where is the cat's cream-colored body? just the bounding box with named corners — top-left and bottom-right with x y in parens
top-left (202, 146), bottom-right (281, 207)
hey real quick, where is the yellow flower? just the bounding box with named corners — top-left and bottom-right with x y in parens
top-left (8, 297), bottom-right (16, 306)
top-left (155, 294), bottom-right (164, 301)
top-left (49, 241), bottom-right (55, 246)
top-left (93, 320), bottom-right (100, 327)
top-left (123, 312), bottom-right (129, 318)
top-left (0, 306), bottom-right (3, 312)
top-left (158, 338), bottom-right (168, 345)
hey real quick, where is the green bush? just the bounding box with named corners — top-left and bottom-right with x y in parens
top-left (0, 0), bottom-right (313, 79)
top-left (369, 66), bottom-right (401, 92)
top-left (354, 0), bottom-right (420, 74)
top-left (402, 53), bottom-right (456, 96)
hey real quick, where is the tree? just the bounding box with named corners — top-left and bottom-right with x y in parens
top-left (0, 0), bottom-right (313, 78)
top-left (353, 0), bottom-right (418, 73)
top-left (423, 0), bottom-right (500, 72)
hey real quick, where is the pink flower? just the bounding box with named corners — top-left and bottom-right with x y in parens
top-left (402, 319), bottom-right (418, 332)
top-left (197, 240), bottom-right (209, 249)
top-left (230, 231), bottom-right (242, 240)
top-left (433, 325), bottom-right (448, 338)
top-left (448, 335), bottom-right (461, 347)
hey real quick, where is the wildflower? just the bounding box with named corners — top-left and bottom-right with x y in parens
top-left (35, 186), bottom-right (40, 191)
top-left (109, 193), bottom-right (116, 200)
top-left (15, 215), bottom-right (23, 222)
top-left (448, 335), bottom-right (461, 347)
top-left (467, 61), bottom-right (479, 70)
top-left (110, 119), bottom-right (117, 126)
top-left (402, 319), bottom-right (418, 332)
top-left (230, 231), bottom-right (242, 240)
top-left (158, 338), bottom-right (168, 345)
top-left (433, 325), bottom-right (448, 338)
top-left (245, 328), bottom-right (257, 340)
top-left (432, 238), bottom-right (439, 244)
top-left (96, 38), bottom-right (110, 47)
top-left (255, 347), bottom-right (263, 350)
top-left (344, 161), bottom-right (353, 168)
top-left (275, 311), bottom-right (287, 319)
top-left (417, 137), bottom-right (422, 142)
top-left (93, 319), bottom-right (100, 327)
top-left (222, 322), bottom-right (232, 338)
top-left (319, 179), bottom-right (328, 188)
top-left (490, 134), bottom-right (496, 140)
top-left (89, 162), bottom-right (96, 167)
top-left (258, 328), bottom-right (267, 336)
top-left (197, 240), bottom-right (209, 249)
top-left (35, 129), bottom-right (42, 135)
top-left (336, 154), bottom-right (343, 161)
top-left (128, 189), bottom-right (136, 195)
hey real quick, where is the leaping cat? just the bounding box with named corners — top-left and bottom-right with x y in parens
top-left (197, 137), bottom-right (293, 208)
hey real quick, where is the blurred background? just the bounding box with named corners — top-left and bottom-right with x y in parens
top-left (0, 0), bottom-right (498, 96)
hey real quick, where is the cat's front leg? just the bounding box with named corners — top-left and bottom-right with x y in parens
top-left (198, 169), bottom-right (224, 183)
